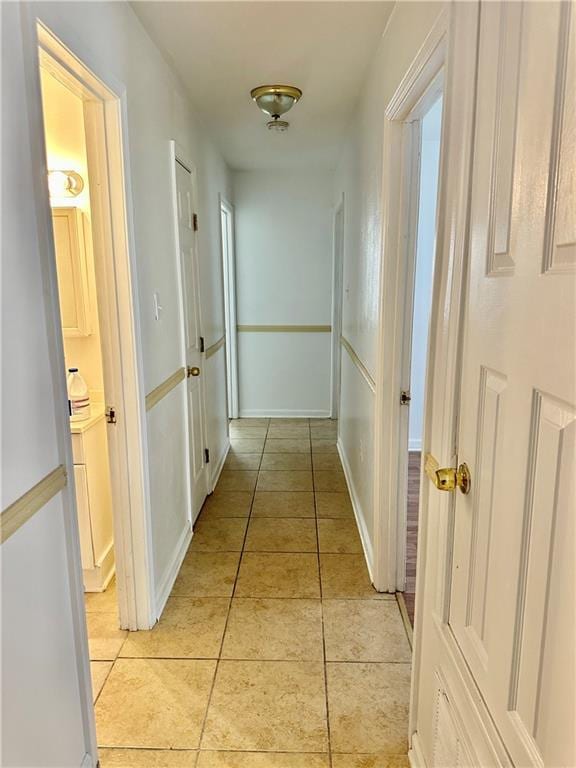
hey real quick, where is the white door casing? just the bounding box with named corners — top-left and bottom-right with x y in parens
top-left (331, 197), bottom-right (345, 419)
top-left (220, 197), bottom-right (239, 420)
top-left (172, 149), bottom-right (210, 520)
top-left (412, 3), bottom-right (576, 766)
top-left (37, 24), bottom-right (153, 634)
top-left (373, 8), bottom-right (448, 594)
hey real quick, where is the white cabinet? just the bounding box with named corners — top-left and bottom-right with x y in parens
top-left (71, 408), bottom-right (115, 591)
top-left (52, 206), bottom-right (92, 337)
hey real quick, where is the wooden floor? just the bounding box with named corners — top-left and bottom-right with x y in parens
top-left (405, 450), bottom-right (421, 626)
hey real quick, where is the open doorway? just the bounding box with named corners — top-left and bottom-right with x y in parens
top-left (40, 66), bottom-right (117, 599)
top-left (37, 24), bottom-right (152, 700)
top-left (220, 197), bottom-right (239, 420)
top-left (39, 55), bottom-right (127, 711)
top-left (402, 96), bottom-right (443, 625)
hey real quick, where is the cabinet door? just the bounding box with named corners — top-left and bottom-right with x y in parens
top-left (73, 464), bottom-right (94, 569)
top-left (52, 207), bottom-right (92, 337)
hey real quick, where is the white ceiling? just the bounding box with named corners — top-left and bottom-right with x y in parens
top-left (132, 1), bottom-right (394, 170)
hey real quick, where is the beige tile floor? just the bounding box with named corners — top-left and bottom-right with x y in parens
top-left (91, 418), bottom-right (412, 767)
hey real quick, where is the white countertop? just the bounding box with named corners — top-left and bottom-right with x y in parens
top-left (69, 402), bottom-right (105, 434)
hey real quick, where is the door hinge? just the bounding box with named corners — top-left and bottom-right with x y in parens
top-left (199, 336), bottom-right (205, 353)
top-left (400, 390), bottom-right (411, 405)
top-left (105, 406), bottom-right (117, 424)
top-left (193, 213), bottom-right (198, 232)
top-left (204, 448), bottom-right (210, 464)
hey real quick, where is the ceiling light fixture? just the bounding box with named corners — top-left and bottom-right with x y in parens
top-left (250, 85), bottom-right (302, 132)
top-left (48, 170), bottom-right (84, 198)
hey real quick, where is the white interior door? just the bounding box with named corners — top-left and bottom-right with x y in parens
top-left (174, 155), bottom-right (209, 520)
top-left (448, 3), bottom-right (575, 766)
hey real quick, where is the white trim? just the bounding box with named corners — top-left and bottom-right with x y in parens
top-left (154, 524), bottom-right (192, 620)
top-left (81, 753), bottom-right (95, 768)
top-left (409, 438), bottom-right (423, 452)
top-left (210, 437), bottom-right (231, 494)
top-left (337, 437), bottom-right (374, 582)
top-left (330, 194), bottom-right (345, 418)
top-left (35, 24), bottom-right (154, 629)
top-left (409, 0), bottom-right (481, 753)
top-left (373, 7), bottom-right (449, 597)
top-left (239, 409), bottom-right (332, 419)
top-left (395, 117), bottom-right (425, 594)
top-left (82, 539), bottom-right (115, 593)
top-left (408, 731), bottom-right (428, 768)
top-left (220, 196), bottom-right (240, 419)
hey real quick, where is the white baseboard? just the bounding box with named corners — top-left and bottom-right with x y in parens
top-left (337, 437), bottom-right (374, 581)
top-left (409, 438), bottom-right (423, 451)
top-left (80, 752), bottom-right (95, 768)
top-left (210, 437), bottom-right (230, 492)
top-left (239, 409), bottom-right (331, 418)
top-left (83, 540), bottom-right (115, 592)
top-left (409, 731), bottom-right (428, 768)
top-left (154, 523), bottom-right (192, 620)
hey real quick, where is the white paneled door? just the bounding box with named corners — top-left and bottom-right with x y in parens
top-left (418, 2), bottom-right (575, 766)
top-left (174, 155), bottom-right (209, 519)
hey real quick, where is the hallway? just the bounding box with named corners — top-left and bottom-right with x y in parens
top-left (90, 419), bottom-right (411, 766)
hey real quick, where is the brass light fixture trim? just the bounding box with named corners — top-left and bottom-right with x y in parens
top-left (250, 84), bottom-right (302, 131)
top-left (47, 169), bottom-right (84, 197)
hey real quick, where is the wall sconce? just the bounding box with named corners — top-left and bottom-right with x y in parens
top-left (48, 170), bottom-right (84, 198)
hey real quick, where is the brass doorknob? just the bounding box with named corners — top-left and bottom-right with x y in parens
top-left (425, 453), bottom-right (471, 495)
top-left (187, 366), bottom-right (200, 377)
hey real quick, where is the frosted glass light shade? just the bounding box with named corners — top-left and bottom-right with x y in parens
top-left (250, 85), bottom-right (302, 119)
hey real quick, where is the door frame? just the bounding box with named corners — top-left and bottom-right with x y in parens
top-left (330, 194), bottom-right (345, 419)
top-left (394, 85), bottom-right (444, 592)
top-left (373, 9), bottom-right (449, 594)
top-left (219, 195), bottom-right (239, 420)
top-left (405, 3), bottom-right (483, 761)
top-left (35, 22), bottom-right (154, 636)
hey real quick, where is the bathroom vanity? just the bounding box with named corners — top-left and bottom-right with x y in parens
top-left (70, 404), bottom-right (115, 592)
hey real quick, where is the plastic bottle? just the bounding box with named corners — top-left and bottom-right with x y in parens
top-left (67, 368), bottom-right (91, 421)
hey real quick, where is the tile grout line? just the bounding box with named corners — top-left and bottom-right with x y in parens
top-left (195, 418), bottom-right (268, 751)
top-left (312, 424), bottom-right (334, 768)
top-left (116, 654), bottom-right (411, 664)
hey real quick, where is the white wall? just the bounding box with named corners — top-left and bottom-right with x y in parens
top-left (29, 2), bottom-right (231, 608)
top-left (2, 2), bottom-right (231, 763)
top-left (233, 170), bottom-right (334, 417)
top-left (334, 2), bottom-right (445, 575)
top-left (409, 97), bottom-right (443, 451)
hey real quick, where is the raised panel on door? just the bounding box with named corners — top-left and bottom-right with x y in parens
top-left (510, 393), bottom-right (576, 766)
top-left (450, 0), bottom-right (523, 676)
top-left (188, 384), bottom-right (205, 485)
top-left (449, 3), bottom-right (576, 766)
